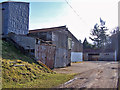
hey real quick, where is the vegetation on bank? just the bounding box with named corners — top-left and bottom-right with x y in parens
top-left (1, 40), bottom-right (75, 88)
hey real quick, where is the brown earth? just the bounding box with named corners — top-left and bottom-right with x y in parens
top-left (53, 61), bottom-right (118, 88)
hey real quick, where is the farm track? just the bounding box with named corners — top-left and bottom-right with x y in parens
top-left (55, 61), bottom-right (118, 88)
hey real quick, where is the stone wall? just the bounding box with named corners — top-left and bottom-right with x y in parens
top-left (9, 34), bottom-right (36, 50)
top-left (2, 2), bottom-right (29, 35)
top-left (0, 3), bottom-right (2, 35)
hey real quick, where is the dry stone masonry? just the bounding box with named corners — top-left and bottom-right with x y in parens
top-left (2, 1), bottom-right (29, 35)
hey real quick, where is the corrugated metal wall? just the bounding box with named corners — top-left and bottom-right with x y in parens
top-left (54, 48), bottom-right (68, 68)
top-left (52, 30), bottom-right (71, 68)
top-left (35, 44), bottom-right (56, 69)
top-left (67, 30), bottom-right (83, 52)
top-left (99, 52), bottom-right (115, 61)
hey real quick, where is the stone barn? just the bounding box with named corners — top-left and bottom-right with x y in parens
top-left (29, 26), bottom-right (83, 68)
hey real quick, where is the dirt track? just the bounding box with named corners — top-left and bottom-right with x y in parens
top-left (53, 61), bottom-right (118, 88)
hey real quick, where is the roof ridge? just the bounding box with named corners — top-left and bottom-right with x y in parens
top-left (29, 25), bottom-right (67, 33)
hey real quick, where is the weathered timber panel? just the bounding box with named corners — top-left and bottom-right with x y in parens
top-left (54, 48), bottom-right (68, 68)
top-left (28, 32), bottom-right (52, 41)
top-left (35, 44), bottom-right (56, 69)
top-left (52, 29), bottom-right (68, 49)
top-left (67, 50), bottom-right (71, 66)
top-left (52, 29), bottom-right (70, 67)
top-left (67, 30), bottom-right (83, 52)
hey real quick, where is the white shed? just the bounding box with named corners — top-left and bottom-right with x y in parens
top-left (71, 52), bottom-right (83, 62)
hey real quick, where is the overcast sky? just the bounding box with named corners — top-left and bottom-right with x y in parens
top-left (1, 0), bottom-right (119, 43)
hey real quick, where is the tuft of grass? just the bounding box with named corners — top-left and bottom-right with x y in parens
top-left (1, 40), bottom-right (75, 88)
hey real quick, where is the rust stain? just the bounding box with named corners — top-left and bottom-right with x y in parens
top-left (35, 44), bottom-right (56, 69)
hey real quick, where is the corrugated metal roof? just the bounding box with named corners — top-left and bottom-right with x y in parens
top-left (29, 25), bottom-right (66, 33)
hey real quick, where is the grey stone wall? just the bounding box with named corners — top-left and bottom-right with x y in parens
top-left (0, 3), bottom-right (2, 35)
top-left (2, 2), bottom-right (29, 35)
top-left (9, 34), bottom-right (36, 50)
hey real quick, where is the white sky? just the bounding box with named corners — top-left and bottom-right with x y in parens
top-left (29, 0), bottom-right (119, 43)
top-left (1, 0), bottom-right (119, 43)
top-left (58, 0), bottom-right (119, 43)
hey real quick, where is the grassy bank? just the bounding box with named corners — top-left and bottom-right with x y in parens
top-left (2, 40), bottom-right (75, 88)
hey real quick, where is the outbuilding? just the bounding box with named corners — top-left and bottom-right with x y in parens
top-left (29, 26), bottom-right (83, 68)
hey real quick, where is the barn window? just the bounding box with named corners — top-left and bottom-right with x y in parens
top-left (68, 38), bottom-right (72, 49)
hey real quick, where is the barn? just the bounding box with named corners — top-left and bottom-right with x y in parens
top-left (29, 26), bottom-right (83, 68)
top-left (1, 1), bottom-right (83, 68)
top-left (83, 49), bottom-right (117, 61)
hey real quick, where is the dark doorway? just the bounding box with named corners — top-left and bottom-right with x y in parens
top-left (88, 54), bottom-right (99, 61)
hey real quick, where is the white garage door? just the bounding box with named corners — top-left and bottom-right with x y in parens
top-left (71, 52), bottom-right (83, 62)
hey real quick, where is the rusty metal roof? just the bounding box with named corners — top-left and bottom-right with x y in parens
top-left (29, 25), bottom-right (66, 33)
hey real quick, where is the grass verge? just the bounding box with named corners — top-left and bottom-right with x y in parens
top-left (2, 40), bottom-right (75, 88)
